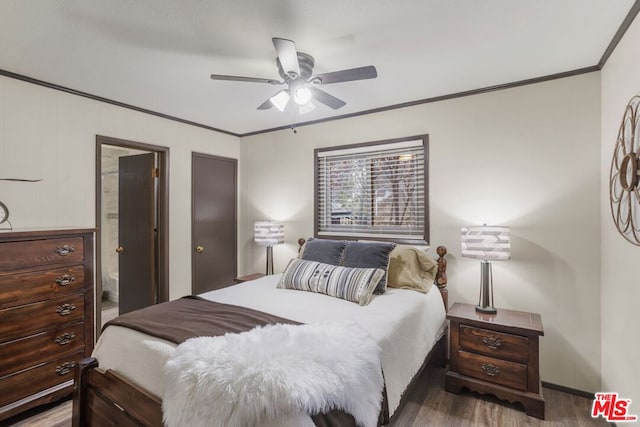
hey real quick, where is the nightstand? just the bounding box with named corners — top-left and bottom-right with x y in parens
top-left (445, 302), bottom-right (545, 419)
top-left (234, 273), bottom-right (265, 283)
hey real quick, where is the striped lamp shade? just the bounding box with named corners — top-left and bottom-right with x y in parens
top-left (461, 226), bottom-right (511, 260)
top-left (254, 221), bottom-right (285, 246)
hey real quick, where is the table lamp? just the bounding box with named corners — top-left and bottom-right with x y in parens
top-left (254, 221), bottom-right (285, 275)
top-left (461, 225), bottom-right (511, 313)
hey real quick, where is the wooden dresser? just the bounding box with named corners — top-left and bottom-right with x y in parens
top-left (445, 302), bottom-right (545, 419)
top-left (0, 228), bottom-right (94, 422)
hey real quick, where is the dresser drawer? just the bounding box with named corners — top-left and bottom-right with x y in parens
top-left (0, 322), bottom-right (84, 377)
top-left (459, 325), bottom-right (528, 364)
top-left (0, 265), bottom-right (85, 309)
top-left (0, 351), bottom-right (82, 408)
top-left (457, 350), bottom-right (528, 391)
top-left (0, 237), bottom-right (84, 271)
top-left (0, 294), bottom-right (84, 341)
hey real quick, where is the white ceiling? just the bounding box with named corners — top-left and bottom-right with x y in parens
top-left (0, 1), bottom-right (635, 135)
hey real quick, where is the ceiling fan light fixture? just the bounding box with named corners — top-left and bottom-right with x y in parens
top-left (270, 90), bottom-right (290, 111)
top-left (294, 86), bottom-right (312, 105)
top-left (299, 101), bottom-right (316, 115)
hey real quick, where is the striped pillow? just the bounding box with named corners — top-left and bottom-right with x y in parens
top-left (277, 259), bottom-right (384, 306)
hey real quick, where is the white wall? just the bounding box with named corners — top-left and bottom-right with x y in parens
top-left (600, 16), bottom-right (640, 406)
top-left (0, 75), bottom-right (240, 300)
top-left (240, 73), bottom-right (602, 391)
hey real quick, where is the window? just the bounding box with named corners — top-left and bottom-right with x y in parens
top-left (314, 135), bottom-right (428, 244)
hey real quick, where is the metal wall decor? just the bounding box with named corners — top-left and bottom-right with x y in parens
top-left (610, 94), bottom-right (640, 245)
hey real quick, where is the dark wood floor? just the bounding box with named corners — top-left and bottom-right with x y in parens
top-left (390, 367), bottom-right (608, 426)
top-left (5, 366), bottom-right (607, 426)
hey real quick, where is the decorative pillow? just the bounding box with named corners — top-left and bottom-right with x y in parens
top-left (387, 246), bottom-right (437, 293)
top-left (277, 259), bottom-right (384, 306)
top-left (300, 238), bottom-right (347, 265)
top-left (341, 241), bottom-right (396, 294)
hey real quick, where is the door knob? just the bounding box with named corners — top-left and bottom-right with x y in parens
top-left (195, 245), bottom-right (204, 253)
top-left (116, 246), bottom-right (125, 253)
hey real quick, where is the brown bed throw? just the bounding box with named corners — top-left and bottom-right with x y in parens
top-left (103, 296), bottom-right (387, 426)
top-left (103, 295), bottom-right (300, 342)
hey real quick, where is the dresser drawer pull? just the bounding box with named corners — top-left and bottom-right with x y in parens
top-left (55, 361), bottom-right (76, 376)
top-left (55, 332), bottom-right (76, 345)
top-left (482, 336), bottom-right (502, 350)
top-left (56, 303), bottom-right (77, 316)
top-left (55, 274), bottom-right (75, 286)
top-left (55, 245), bottom-right (75, 256)
top-left (481, 363), bottom-right (500, 377)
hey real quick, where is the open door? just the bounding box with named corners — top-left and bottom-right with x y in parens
top-left (192, 153), bottom-right (237, 293)
top-left (118, 153), bottom-right (157, 314)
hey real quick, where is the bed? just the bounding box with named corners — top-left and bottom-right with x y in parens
top-left (72, 241), bottom-right (449, 427)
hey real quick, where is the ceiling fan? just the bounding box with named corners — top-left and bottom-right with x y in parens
top-left (210, 38), bottom-right (377, 112)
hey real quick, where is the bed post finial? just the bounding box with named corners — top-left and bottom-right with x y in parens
top-left (434, 246), bottom-right (448, 310)
top-left (435, 246), bottom-right (447, 287)
top-left (297, 238), bottom-right (306, 254)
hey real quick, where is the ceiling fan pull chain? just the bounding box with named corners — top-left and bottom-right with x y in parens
top-left (291, 106), bottom-right (299, 134)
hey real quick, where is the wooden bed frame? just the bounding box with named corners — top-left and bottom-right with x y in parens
top-left (72, 243), bottom-right (449, 426)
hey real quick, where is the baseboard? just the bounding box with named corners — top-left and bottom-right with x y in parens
top-left (541, 381), bottom-right (594, 399)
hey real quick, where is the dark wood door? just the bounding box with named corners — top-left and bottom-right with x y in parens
top-left (192, 153), bottom-right (237, 293)
top-left (118, 153), bottom-right (156, 314)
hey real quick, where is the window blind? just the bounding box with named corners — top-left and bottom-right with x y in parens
top-left (316, 137), bottom-right (428, 242)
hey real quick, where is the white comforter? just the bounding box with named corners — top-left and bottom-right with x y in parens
top-left (92, 274), bottom-right (446, 417)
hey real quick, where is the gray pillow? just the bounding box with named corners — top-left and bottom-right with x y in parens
top-left (301, 238), bottom-right (347, 265)
top-left (341, 241), bottom-right (396, 294)
top-left (277, 259), bottom-right (384, 306)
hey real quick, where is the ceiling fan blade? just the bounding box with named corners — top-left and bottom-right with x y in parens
top-left (257, 98), bottom-right (274, 110)
top-left (313, 65), bottom-right (377, 85)
top-left (272, 38), bottom-right (300, 77)
top-left (210, 74), bottom-right (282, 85)
top-left (309, 87), bottom-right (346, 110)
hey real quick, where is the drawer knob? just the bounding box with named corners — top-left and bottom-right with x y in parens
top-left (56, 303), bottom-right (77, 316)
top-left (55, 274), bottom-right (75, 286)
top-left (482, 336), bottom-right (502, 350)
top-left (55, 361), bottom-right (76, 376)
top-left (55, 245), bottom-right (75, 256)
top-left (481, 363), bottom-right (500, 377)
top-left (55, 332), bottom-right (76, 345)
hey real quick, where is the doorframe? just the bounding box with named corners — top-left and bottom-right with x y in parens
top-left (95, 135), bottom-right (170, 338)
top-left (191, 152), bottom-right (238, 293)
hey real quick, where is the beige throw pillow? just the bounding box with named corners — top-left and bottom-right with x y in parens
top-left (387, 247), bottom-right (437, 293)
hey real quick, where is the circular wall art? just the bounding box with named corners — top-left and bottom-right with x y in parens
top-left (610, 94), bottom-right (640, 246)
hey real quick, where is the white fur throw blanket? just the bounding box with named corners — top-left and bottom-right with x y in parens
top-left (163, 322), bottom-right (384, 427)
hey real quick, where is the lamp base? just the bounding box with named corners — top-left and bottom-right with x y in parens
top-left (476, 260), bottom-right (496, 314)
top-left (475, 305), bottom-right (497, 314)
top-left (266, 245), bottom-right (274, 275)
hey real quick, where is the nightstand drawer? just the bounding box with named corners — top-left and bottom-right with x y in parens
top-left (457, 350), bottom-right (527, 391)
top-left (460, 325), bottom-right (528, 363)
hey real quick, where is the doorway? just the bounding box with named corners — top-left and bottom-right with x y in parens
top-left (95, 136), bottom-right (169, 337)
top-left (192, 152), bottom-right (237, 293)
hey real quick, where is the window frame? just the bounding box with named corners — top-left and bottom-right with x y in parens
top-left (314, 134), bottom-right (430, 245)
